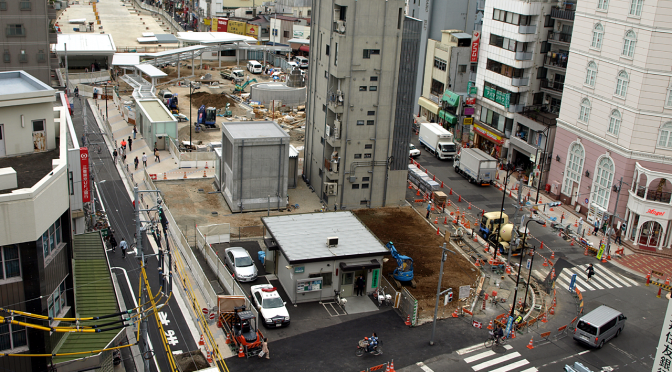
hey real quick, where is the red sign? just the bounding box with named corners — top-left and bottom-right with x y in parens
top-left (465, 97), bottom-right (476, 105)
top-left (473, 124), bottom-right (504, 145)
top-left (202, 307), bottom-right (209, 315)
top-left (209, 312), bottom-right (216, 320)
top-left (217, 18), bottom-right (228, 32)
top-left (647, 209), bottom-right (666, 216)
top-left (472, 320), bottom-right (483, 329)
top-left (80, 147), bottom-right (90, 203)
top-left (470, 31), bottom-right (481, 63)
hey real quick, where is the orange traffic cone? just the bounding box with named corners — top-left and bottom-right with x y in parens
top-left (205, 162), bottom-right (209, 169)
top-left (408, 183), bottom-right (413, 189)
top-left (506, 265), bottom-right (512, 274)
top-left (163, 172), bottom-right (167, 180)
top-left (434, 217), bottom-right (438, 224)
top-left (448, 200), bottom-right (452, 207)
top-left (473, 235), bottom-right (478, 242)
top-left (543, 221), bottom-right (547, 227)
top-left (551, 268), bottom-right (555, 280)
top-left (405, 315), bottom-right (412, 326)
top-left (571, 239), bottom-right (575, 246)
top-left (541, 312), bottom-right (548, 323)
top-left (574, 220), bottom-right (578, 227)
top-left (550, 306), bottom-right (555, 315)
top-left (540, 241), bottom-right (544, 250)
top-left (389, 360), bottom-right (396, 372)
top-left (584, 246), bottom-right (589, 255)
top-left (207, 351), bottom-right (213, 363)
top-left (458, 195), bottom-right (462, 202)
top-left (465, 220), bottom-right (471, 229)
top-left (443, 216), bottom-right (448, 224)
top-left (468, 203), bottom-right (472, 209)
top-left (527, 337), bottom-right (534, 349)
top-left (183, 172), bottom-right (187, 179)
top-left (543, 258), bottom-right (549, 267)
top-left (225, 333), bottom-right (232, 344)
top-left (416, 189), bottom-right (420, 196)
top-left (436, 227), bottom-right (440, 235)
top-left (203, 169), bottom-right (207, 177)
top-left (487, 320), bottom-right (494, 330)
top-left (602, 255), bottom-right (607, 263)
top-left (238, 344), bottom-right (245, 357)
top-left (474, 259), bottom-right (481, 267)
top-left (199, 334), bottom-right (205, 346)
top-left (607, 254), bottom-right (611, 261)
top-left (452, 308), bottom-right (459, 318)
top-left (550, 251), bottom-right (555, 260)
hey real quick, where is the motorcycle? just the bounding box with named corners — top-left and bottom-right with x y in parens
top-left (356, 338), bottom-right (382, 356)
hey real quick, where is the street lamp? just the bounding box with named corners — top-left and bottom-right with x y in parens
top-left (186, 81), bottom-right (200, 149)
top-left (491, 162), bottom-right (516, 262)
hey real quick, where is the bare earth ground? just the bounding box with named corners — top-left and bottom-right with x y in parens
top-left (354, 207), bottom-right (479, 320)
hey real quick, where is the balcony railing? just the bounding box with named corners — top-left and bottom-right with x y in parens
top-left (543, 54), bottom-right (567, 70)
top-left (520, 105), bottom-right (558, 126)
top-left (540, 79), bottom-right (564, 93)
top-left (512, 76), bottom-right (529, 87)
top-left (519, 25), bottom-right (536, 34)
top-left (515, 51), bottom-right (533, 61)
top-left (550, 6), bottom-right (575, 21)
top-left (548, 31), bottom-right (572, 44)
top-left (635, 187), bottom-right (672, 204)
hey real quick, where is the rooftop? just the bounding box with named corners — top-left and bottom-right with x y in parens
top-left (223, 121), bottom-right (290, 140)
top-left (262, 212), bottom-right (389, 263)
top-left (111, 53), bottom-right (141, 66)
top-left (176, 32), bottom-right (257, 44)
top-left (137, 99), bottom-right (176, 123)
top-left (0, 149), bottom-right (59, 194)
top-left (0, 71), bottom-right (56, 96)
top-left (135, 64), bottom-right (168, 78)
top-left (54, 34), bottom-right (117, 54)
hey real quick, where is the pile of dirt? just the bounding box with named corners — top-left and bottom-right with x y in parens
top-left (354, 207), bottom-right (479, 320)
top-left (187, 91), bottom-right (237, 109)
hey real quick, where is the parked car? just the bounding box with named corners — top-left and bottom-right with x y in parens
top-left (409, 143), bottom-right (421, 158)
top-left (224, 247), bottom-right (258, 282)
top-left (574, 305), bottom-right (626, 348)
top-left (250, 284), bottom-right (290, 328)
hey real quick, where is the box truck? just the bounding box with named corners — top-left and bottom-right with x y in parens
top-left (454, 148), bottom-right (498, 185)
top-left (418, 123), bottom-right (457, 160)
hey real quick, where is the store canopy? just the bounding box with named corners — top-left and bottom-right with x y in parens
top-left (443, 111), bottom-right (457, 125)
top-left (442, 90), bottom-right (460, 107)
top-left (418, 96), bottom-right (440, 115)
top-left (299, 45), bottom-right (310, 52)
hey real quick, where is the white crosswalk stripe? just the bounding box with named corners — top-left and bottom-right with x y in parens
top-left (460, 343), bottom-right (534, 372)
top-left (555, 263), bottom-right (638, 292)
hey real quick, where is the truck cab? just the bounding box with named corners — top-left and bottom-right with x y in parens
top-left (418, 123), bottom-right (457, 160)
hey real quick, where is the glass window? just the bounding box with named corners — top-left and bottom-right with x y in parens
top-left (622, 30), bottom-right (636, 58)
top-left (615, 71), bottom-right (629, 97)
top-left (585, 62), bottom-right (597, 87)
top-left (592, 157), bottom-right (615, 209)
top-left (357, 120), bottom-right (364, 125)
top-left (6, 24), bottom-right (25, 37)
top-left (369, 86), bottom-right (377, 91)
top-left (608, 110), bottom-right (621, 136)
top-left (579, 98), bottom-right (591, 122)
top-left (362, 184), bottom-right (370, 189)
top-left (370, 76), bottom-right (378, 81)
top-left (1, 245), bottom-right (20, 280)
top-left (0, 315), bottom-right (27, 351)
top-left (591, 24), bottom-right (604, 49)
top-left (368, 111), bottom-right (375, 116)
top-left (367, 120), bottom-right (375, 125)
top-left (364, 144), bottom-right (372, 149)
top-left (359, 86), bottom-right (367, 91)
top-left (562, 143), bottom-right (585, 195)
top-left (352, 184), bottom-right (360, 189)
top-left (354, 154), bottom-right (362, 159)
top-left (659, 122), bottom-right (672, 148)
top-left (666, 87), bottom-right (672, 108)
top-left (629, 0), bottom-right (643, 16)
top-left (512, 13), bottom-right (520, 24)
top-left (364, 153), bottom-right (372, 158)
top-left (598, 0), bottom-right (609, 10)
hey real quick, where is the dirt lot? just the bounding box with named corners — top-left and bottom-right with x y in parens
top-left (354, 207), bottom-right (479, 321)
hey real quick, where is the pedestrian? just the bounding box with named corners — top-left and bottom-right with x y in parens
top-left (133, 125), bottom-right (137, 139)
top-left (426, 201), bottom-right (432, 219)
top-left (154, 148), bottom-right (160, 163)
top-left (585, 263), bottom-right (595, 282)
top-left (259, 338), bottom-right (270, 359)
top-left (113, 148), bottom-right (118, 163)
top-left (134, 156), bottom-right (139, 170)
top-left (121, 139), bottom-right (127, 153)
top-left (109, 233), bottom-right (117, 252)
top-left (577, 217), bottom-right (583, 236)
top-left (142, 152), bottom-right (148, 167)
top-left (593, 219), bottom-right (600, 236)
top-left (128, 136), bottom-right (133, 151)
top-left (120, 238), bottom-right (128, 258)
top-left (355, 275), bottom-right (365, 296)
top-left (122, 152), bottom-right (127, 163)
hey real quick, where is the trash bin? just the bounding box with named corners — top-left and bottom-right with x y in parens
top-left (258, 251), bottom-right (266, 265)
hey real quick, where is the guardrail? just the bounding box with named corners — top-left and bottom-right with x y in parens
top-left (131, 0), bottom-right (185, 34)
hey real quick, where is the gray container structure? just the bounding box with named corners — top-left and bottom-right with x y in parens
top-left (249, 82), bottom-right (307, 107)
top-left (220, 121), bottom-right (290, 212)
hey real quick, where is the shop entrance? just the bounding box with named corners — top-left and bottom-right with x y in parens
top-left (340, 272), bottom-right (354, 297)
top-left (639, 221), bottom-right (664, 250)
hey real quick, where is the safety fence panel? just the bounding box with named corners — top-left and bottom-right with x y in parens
top-left (247, 50), bottom-right (264, 61)
top-left (398, 287), bottom-right (419, 327)
top-left (379, 276), bottom-right (399, 309)
top-left (230, 225), bottom-right (266, 240)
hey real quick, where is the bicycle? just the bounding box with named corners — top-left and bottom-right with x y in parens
top-left (484, 332), bottom-right (507, 348)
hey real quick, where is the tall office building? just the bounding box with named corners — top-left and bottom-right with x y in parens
top-left (303, 0), bottom-right (421, 209)
top-left (0, 0), bottom-right (58, 85)
top-left (547, 0), bottom-right (672, 252)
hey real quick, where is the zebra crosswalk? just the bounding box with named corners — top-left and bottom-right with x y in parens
top-left (555, 263), bottom-right (639, 292)
top-left (459, 344), bottom-right (537, 372)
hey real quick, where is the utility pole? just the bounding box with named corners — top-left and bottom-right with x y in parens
top-left (508, 178), bottom-right (524, 262)
top-left (430, 242), bottom-right (455, 346)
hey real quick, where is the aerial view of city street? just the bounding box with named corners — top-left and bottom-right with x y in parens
top-left (2, 0), bottom-right (672, 371)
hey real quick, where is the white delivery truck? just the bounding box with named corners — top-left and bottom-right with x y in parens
top-left (454, 148), bottom-right (498, 185)
top-left (418, 123), bottom-right (457, 159)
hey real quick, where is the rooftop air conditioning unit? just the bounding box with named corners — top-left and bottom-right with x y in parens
top-left (324, 182), bottom-right (338, 195)
top-left (327, 237), bottom-right (339, 247)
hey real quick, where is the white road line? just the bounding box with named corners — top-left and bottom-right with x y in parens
top-left (558, 271), bottom-right (584, 292)
top-left (472, 352), bottom-right (521, 371)
top-left (457, 343), bottom-right (487, 355)
top-left (488, 359), bottom-right (530, 372)
top-left (416, 362), bottom-right (434, 372)
top-left (503, 345), bottom-right (513, 350)
top-left (519, 367), bottom-right (539, 372)
top-left (599, 265), bottom-right (635, 287)
top-left (590, 271), bottom-right (618, 289)
top-left (464, 350), bottom-right (496, 363)
top-left (570, 271), bottom-right (599, 291)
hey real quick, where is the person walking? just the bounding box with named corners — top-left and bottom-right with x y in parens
top-left (122, 152), bottom-right (127, 164)
top-left (120, 238), bottom-right (128, 258)
top-left (593, 219), bottom-right (600, 236)
top-left (142, 152), bottom-right (148, 167)
top-left (585, 263), bottom-right (595, 282)
top-left (109, 233), bottom-right (117, 252)
top-left (355, 275), bottom-right (365, 296)
top-left (426, 201), bottom-right (432, 219)
top-left (154, 148), bottom-right (160, 163)
top-left (121, 139), bottom-right (127, 154)
top-left (112, 148), bottom-right (118, 163)
top-left (134, 156), bottom-right (139, 170)
top-left (133, 125), bottom-right (137, 139)
top-left (259, 338), bottom-right (270, 359)
top-left (128, 136), bottom-right (133, 151)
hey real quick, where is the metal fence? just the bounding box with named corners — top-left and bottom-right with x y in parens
top-left (168, 137), bottom-right (217, 168)
top-left (399, 287), bottom-right (419, 327)
top-left (230, 225), bottom-right (266, 240)
top-left (130, 0), bottom-right (184, 35)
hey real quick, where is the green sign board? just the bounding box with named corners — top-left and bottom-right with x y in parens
top-left (294, 266), bottom-right (305, 274)
top-left (468, 82), bottom-right (478, 95)
top-left (371, 269), bottom-right (380, 289)
top-left (483, 85), bottom-right (496, 101)
top-left (491, 89), bottom-right (510, 108)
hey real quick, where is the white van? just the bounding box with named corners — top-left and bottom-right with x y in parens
top-left (574, 305), bottom-right (626, 348)
top-left (295, 56), bottom-right (309, 69)
top-left (247, 60), bottom-right (262, 74)
top-left (287, 61), bottom-right (299, 72)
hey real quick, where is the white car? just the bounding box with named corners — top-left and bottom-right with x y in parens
top-left (224, 247), bottom-right (258, 282)
top-left (410, 143), bottom-right (421, 158)
top-left (250, 284), bottom-right (290, 328)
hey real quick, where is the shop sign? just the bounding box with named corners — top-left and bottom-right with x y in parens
top-left (463, 117), bottom-right (473, 125)
top-left (463, 107), bottom-right (475, 116)
top-left (652, 291), bottom-right (672, 372)
top-left (469, 85), bottom-right (478, 95)
top-left (474, 124), bottom-right (504, 145)
top-left (647, 209), bottom-right (666, 216)
top-left (80, 147), bottom-right (90, 203)
top-left (470, 31), bottom-right (481, 63)
top-left (294, 266), bottom-right (305, 273)
top-left (495, 90), bottom-right (510, 108)
top-left (483, 85), bottom-right (496, 101)
top-left (217, 18), bottom-right (228, 32)
top-left (371, 269), bottom-right (379, 288)
top-left (465, 97), bottom-right (476, 105)
top-left (204, 18), bottom-right (211, 26)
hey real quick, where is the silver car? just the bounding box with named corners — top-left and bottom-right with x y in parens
top-left (224, 247), bottom-right (258, 282)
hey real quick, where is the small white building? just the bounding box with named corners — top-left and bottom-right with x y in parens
top-left (261, 212), bottom-right (389, 304)
top-left (53, 34), bottom-right (116, 70)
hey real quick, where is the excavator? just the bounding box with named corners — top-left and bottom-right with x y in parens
top-left (233, 78), bottom-right (258, 94)
top-left (386, 242), bottom-right (416, 289)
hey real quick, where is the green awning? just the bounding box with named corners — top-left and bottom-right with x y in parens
top-left (438, 110), bottom-right (445, 120)
top-left (442, 90), bottom-right (460, 107)
top-left (444, 111), bottom-right (457, 125)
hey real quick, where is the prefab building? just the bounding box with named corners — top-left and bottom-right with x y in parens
top-left (261, 212), bottom-right (389, 304)
top-left (220, 121), bottom-right (290, 212)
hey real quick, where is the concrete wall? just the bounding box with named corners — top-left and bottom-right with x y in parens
top-left (0, 102), bottom-right (56, 156)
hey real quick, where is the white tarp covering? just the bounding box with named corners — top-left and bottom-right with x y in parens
top-left (111, 53), bottom-right (140, 66)
top-left (135, 64), bottom-right (167, 78)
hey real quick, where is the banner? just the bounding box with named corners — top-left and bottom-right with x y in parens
top-left (652, 295), bottom-right (672, 372)
top-left (80, 147), bottom-right (90, 203)
top-left (470, 31), bottom-right (481, 62)
top-left (217, 18), bottom-right (228, 32)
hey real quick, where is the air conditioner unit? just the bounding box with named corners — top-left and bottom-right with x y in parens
top-left (333, 118), bottom-right (341, 139)
top-left (337, 20), bottom-right (346, 33)
top-left (324, 182), bottom-right (338, 195)
top-left (327, 236), bottom-right (338, 247)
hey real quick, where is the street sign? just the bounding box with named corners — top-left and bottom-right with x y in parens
top-left (459, 285), bottom-right (471, 300)
top-left (526, 259), bottom-right (531, 270)
top-left (569, 274), bottom-right (577, 292)
top-left (202, 307), bottom-right (209, 315)
top-left (209, 312), bottom-right (216, 320)
top-left (505, 316), bottom-right (514, 336)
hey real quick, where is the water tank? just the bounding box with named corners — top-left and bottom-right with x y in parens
top-left (286, 69), bottom-right (305, 87)
top-left (250, 82), bottom-right (306, 107)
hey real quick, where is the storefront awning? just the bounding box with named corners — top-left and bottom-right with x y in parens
top-left (299, 45), bottom-right (310, 52)
top-left (418, 96), bottom-right (440, 115)
top-left (440, 110), bottom-right (457, 125)
top-left (473, 123), bottom-right (504, 145)
top-left (442, 90), bottom-right (460, 107)
top-left (339, 260), bottom-right (381, 272)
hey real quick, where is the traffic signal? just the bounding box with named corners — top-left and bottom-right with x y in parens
top-left (447, 291), bottom-right (453, 303)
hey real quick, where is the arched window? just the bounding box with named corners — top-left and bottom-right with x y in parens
top-left (659, 122), bottom-right (672, 148)
top-left (598, 0), bottom-right (609, 10)
top-left (592, 157), bottom-right (615, 209)
top-left (615, 71), bottom-right (629, 97)
top-left (629, 0), bottom-right (643, 16)
top-left (622, 30), bottom-right (636, 58)
top-left (585, 62), bottom-right (598, 87)
top-left (608, 110), bottom-right (621, 136)
top-left (579, 98), bottom-right (591, 122)
top-left (562, 143), bottom-right (585, 195)
top-left (591, 24), bottom-right (604, 49)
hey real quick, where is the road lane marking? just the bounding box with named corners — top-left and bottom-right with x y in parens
top-left (416, 362), bottom-right (434, 372)
top-left (519, 367), bottom-right (538, 372)
top-left (489, 359), bottom-right (530, 372)
top-left (472, 352), bottom-right (521, 371)
top-left (464, 350), bottom-right (496, 363)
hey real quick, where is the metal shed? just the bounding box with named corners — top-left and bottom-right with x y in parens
top-left (135, 99), bottom-right (177, 150)
top-left (220, 121), bottom-right (290, 212)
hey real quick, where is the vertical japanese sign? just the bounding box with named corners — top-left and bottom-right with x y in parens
top-left (470, 31), bottom-right (481, 63)
top-left (371, 269), bottom-right (379, 288)
top-left (80, 147), bottom-right (90, 203)
top-left (652, 296), bottom-right (672, 372)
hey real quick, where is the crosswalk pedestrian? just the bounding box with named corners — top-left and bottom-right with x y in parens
top-left (459, 344), bottom-right (537, 372)
top-left (555, 263), bottom-right (639, 292)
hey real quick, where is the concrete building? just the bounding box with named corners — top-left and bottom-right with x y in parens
top-left (261, 212), bottom-right (389, 303)
top-left (303, 0), bottom-right (421, 209)
top-left (219, 121), bottom-right (290, 212)
top-left (275, 0), bottom-right (312, 19)
top-left (0, 0), bottom-right (58, 85)
top-left (270, 16), bottom-right (308, 45)
top-left (417, 30), bottom-right (473, 143)
top-left (547, 0), bottom-right (672, 252)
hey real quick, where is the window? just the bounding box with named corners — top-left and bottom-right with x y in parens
top-left (585, 62), bottom-right (597, 87)
top-left (309, 272), bottom-right (331, 286)
top-left (0, 2), bottom-right (6, 11)
top-left (48, 278), bottom-right (68, 319)
top-left (354, 154), bottom-right (362, 159)
top-left (622, 30), bottom-right (636, 58)
top-left (0, 316), bottom-right (27, 352)
top-left (579, 98), bottom-right (591, 122)
top-left (245, 10), bottom-right (253, 14)
top-left (19, 1), bottom-right (30, 10)
top-left (3, 49), bottom-right (8, 63)
top-left (658, 122), bottom-right (672, 148)
top-left (434, 57), bottom-right (447, 71)
top-left (615, 71), bottom-right (629, 97)
top-left (489, 34), bottom-right (522, 52)
top-left (486, 59), bottom-right (524, 78)
top-left (364, 153), bottom-right (372, 158)
top-left (370, 76), bottom-right (378, 81)
top-left (362, 177), bottom-right (370, 181)
top-left (334, 42), bottom-right (338, 66)
top-left (370, 86), bottom-right (377, 91)
top-left (666, 87), bottom-right (672, 108)
top-left (597, 0), bottom-right (609, 10)
top-left (364, 144), bottom-right (372, 149)
top-left (562, 143), bottom-right (585, 195)
top-left (352, 184), bottom-right (360, 189)
top-left (357, 120), bottom-right (364, 125)
top-left (363, 49), bottom-right (380, 58)
top-left (0, 245), bottom-right (20, 281)
top-left (458, 65), bottom-right (467, 73)
top-left (307, 10), bottom-right (311, 16)
top-left (326, 45), bottom-right (330, 55)
top-left (592, 157), bottom-right (615, 209)
top-left (359, 86), bottom-right (367, 91)
top-left (283, 30), bottom-right (290, 38)
top-left (608, 110), bottom-right (621, 136)
top-left (629, 0), bottom-right (643, 16)
top-left (367, 111), bottom-right (375, 116)
top-left (6, 24), bottom-right (25, 37)
top-left (39, 219), bottom-right (62, 258)
top-left (591, 24), bottom-right (604, 49)
top-left (18, 49), bottom-right (27, 63)
top-left (362, 183), bottom-right (370, 189)
top-left (366, 120), bottom-right (375, 125)
top-left (430, 79), bottom-right (444, 96)
top-left (492, 9), bottom-right (522, 25)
